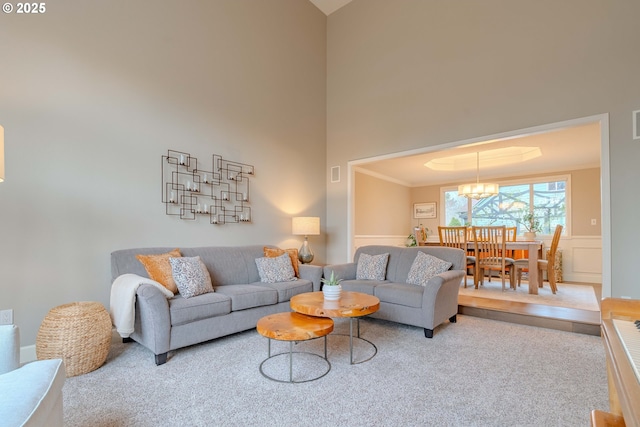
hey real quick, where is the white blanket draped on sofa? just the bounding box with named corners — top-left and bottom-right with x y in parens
top-left (110, 274), bottom-right (174, 338)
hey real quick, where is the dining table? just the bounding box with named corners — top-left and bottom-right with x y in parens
top-left (499, 240), bottom-right (545, 294)
top-left (422, 240), bottom-right (545, 294)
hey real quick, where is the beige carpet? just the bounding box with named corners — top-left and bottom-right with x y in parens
top-left (63, 316), bottom-right (608, 426)
top-left (459, 276), bottom-right (600, 311)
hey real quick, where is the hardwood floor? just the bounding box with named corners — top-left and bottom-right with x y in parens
top-left (457, 279), bottom-right (602, 336)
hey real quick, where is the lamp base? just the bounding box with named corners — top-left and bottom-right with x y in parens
top-left (298, 238), bottom-right (314, 264)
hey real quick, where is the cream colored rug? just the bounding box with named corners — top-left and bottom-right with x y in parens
top-left (459, 277), bottom-right (600, 312)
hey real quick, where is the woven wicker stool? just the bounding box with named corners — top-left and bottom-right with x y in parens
top-left (36, 301), bottom-right (112, 377)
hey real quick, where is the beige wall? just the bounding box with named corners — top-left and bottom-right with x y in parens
top-left (0, 0), bottom-right (326, 345)
top-left (570, 168), bottom-right (601, 236)
top-left (354, 171), bottom-right (411, 235)
top-left (408, 186), bottom-right (441, 238)
top-left (327, 0), bottom-right (640, 298)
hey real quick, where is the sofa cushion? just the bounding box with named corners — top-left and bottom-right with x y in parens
top-left (169, 292), bottom-right (231, 326)
top-left (406, 251), bottom-right (453, 286)
top-left (264, 247), bottom-right (299, 277)
top-left (214, 284), bottom-right (278, 311)
top-left (255, 253), bottom-right (296, 283)
top-left (135, 248), bottom-right (182, 293)
top-left (254, 279), bottom-right (312, 303)
top-left (169, 256), bottom-right (214, 298)
top-left (340, 280), bottom-right (384, 295)
top-left (356, 253), bottom-right (389, 280)
top-left (180, 246), bottom-right (266, 286)
top-left (374, 283), bottom-right (424, 308)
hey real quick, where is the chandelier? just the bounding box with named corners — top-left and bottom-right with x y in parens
top-left (457, 152), bottom-right (499, 199)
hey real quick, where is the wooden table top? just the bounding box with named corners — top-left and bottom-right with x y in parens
top-left (256, 312), bottom-right (334, 341)
top-left (290, 291), bottom-right (380, 318)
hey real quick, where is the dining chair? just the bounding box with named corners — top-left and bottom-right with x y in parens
top-left (438, 226), bottom-right (475, 287)
top-left (515, 224), bottom-right (563, 294)
top-left (505, 226), bottom-right (517, 256)
top-left (471, 226), bottom-right (516, 291)
top-left (488, 225), bottom-right (518, 283)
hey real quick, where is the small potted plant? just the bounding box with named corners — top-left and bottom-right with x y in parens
top-left (321, 271), bottom-right (343, 300)
top-left (520, 212), bottom-right (541, 239)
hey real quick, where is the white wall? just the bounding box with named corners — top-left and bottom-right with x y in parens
top-left (0, 0), bottom-right (327, 345)
top-left (326, 0), bottom-right (640, 298)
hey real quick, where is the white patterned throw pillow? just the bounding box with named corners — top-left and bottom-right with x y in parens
top-left (406, 251), bottom-right (452, 286)
top-left (255, 252), bottom-right (296, 283)
top-left (169, 256), bottom-right (214, 298)
top-left (356, 253), bottom-right (389, 280)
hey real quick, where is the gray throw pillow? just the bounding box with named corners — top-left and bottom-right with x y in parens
top-left (356, 253), bottom-right (389, 280)
top-left (169, 256), bottom-right (214, 298)
top-left (255, 253), bottom-right (296, 283)
top-left (406, 251), bottom-right (452, 286)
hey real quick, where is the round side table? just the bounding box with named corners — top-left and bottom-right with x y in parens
top-left (36, 301), bottom-right (112, 377)
top-left (256, 312), bottom-right (333, 383)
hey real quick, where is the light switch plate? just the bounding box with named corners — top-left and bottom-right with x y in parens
top-left (0, 309), bottom-right (13, 325)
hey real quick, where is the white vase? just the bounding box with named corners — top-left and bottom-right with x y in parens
top-left (323, 284), bottom-right (342, 301)
top-left (524, 231), bottom-right (537, 240)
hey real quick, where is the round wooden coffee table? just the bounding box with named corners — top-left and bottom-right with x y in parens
top-left (256, 312), bottom-right (333, 383)
top-left (290, 291), bottom-right (380, 364)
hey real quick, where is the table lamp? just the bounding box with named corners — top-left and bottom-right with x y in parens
top-left (292, 216), bottom-right (320, 264)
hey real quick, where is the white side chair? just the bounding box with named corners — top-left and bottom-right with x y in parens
top-left (0, 324), bottom-right (66, 427)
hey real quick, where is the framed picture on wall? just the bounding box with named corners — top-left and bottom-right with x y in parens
top-left (413, 202), bottom-right (436, 219)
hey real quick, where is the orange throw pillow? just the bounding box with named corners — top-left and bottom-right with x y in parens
top-left (136, 248), bottom-right (182, 293)
top-left (263, 247), bottom-right (299, 277)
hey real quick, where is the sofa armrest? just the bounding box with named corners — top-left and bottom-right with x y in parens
top-left (298, 264), bottom-right (323, 291)
top-left (0, 359), bottom-right (66, 427)
top-left (422, 270), bottom-right (465, 300)
top-left (134, 284), bottom-right (172, 356)
top-left (421, 270), bottom-right (466, 327)
top-left (323, 263), bottom-right (357, 283)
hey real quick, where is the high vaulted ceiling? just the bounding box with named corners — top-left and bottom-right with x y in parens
top-left (308, 0), bottom-right (353, 15)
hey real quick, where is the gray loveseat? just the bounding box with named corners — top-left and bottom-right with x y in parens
top-left (323, 245), bottom-right (466, 338)
top-left (110, 245), bottom-right (323, 365)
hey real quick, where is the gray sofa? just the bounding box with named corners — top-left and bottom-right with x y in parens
top-left (323, 245), bottom-right (466, 338)
top-left (110, 245), bottom-right (323, 365)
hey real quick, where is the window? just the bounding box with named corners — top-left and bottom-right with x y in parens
top-left (443, 177), bottom-right (568, 236)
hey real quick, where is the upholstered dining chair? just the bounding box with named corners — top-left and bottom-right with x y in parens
top-left (438, 226), bottom-right (475, 287)
top-left (515, 224), bottom-right (563, 294)
top-left (471, 226), bottom-right (516, 291)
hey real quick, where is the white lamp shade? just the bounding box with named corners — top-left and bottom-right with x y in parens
top-left (0, 125), bottom-right (4, 182)
top-left (458, 182), bottom-right (499, 199)
top-left (292, 217), bottom-right (320, 236)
